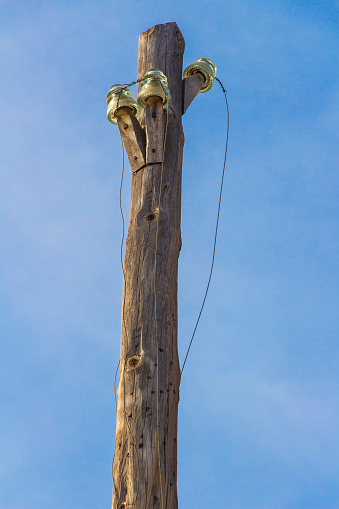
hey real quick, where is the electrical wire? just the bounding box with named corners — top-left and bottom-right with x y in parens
top-left (180, 77), bottom-right (229, 375)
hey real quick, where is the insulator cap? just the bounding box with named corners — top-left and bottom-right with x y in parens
top-left (106, 85), bottom-right (141, 125)
top-left (183, 58), bottom-right (217, 93)
top-left (137, 69), bottom-right (172, 108)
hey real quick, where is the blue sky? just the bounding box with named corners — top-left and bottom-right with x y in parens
top-left (1, 1), bottom-right (338, 508)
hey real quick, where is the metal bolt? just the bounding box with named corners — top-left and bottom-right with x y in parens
top-left (152, 148), bottom-right (156, 153)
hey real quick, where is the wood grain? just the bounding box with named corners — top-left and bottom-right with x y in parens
top-left (182, 73), bottom-right (205, 114)
top-left (145, 98), bottom-right (164, 165)
top-left (117, 108), bottom-right (146, 173)
top-left (112, 23), bottom-right (185, 509)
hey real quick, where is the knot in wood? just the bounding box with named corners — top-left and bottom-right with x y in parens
top-left (127, 355), bottom-right (141, 368)
top-left (145, 211), bottom-right (157, 223)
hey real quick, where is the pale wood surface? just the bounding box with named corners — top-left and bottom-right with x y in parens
top-left (112, 23), bottom-right (185, 509)
top-left (117, 108), bottom-right (146, 173)
top-left (182, 73), bottom-right (205, 114)
top-left (145, 99), bottom-right (164, 165)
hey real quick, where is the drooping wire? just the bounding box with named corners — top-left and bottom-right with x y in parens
top-left (113, 139), bottom-right (126, 415)
top-left (111, 140), bottom-right (140, 509)
top-left (180, 77), bottom-right (229, 375)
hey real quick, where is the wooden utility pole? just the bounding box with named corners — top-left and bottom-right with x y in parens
top-left (111, 22), bottom-right (206, 509)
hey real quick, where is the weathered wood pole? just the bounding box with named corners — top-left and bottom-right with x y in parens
top-left (112, 22), bottom-right (204, 509)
